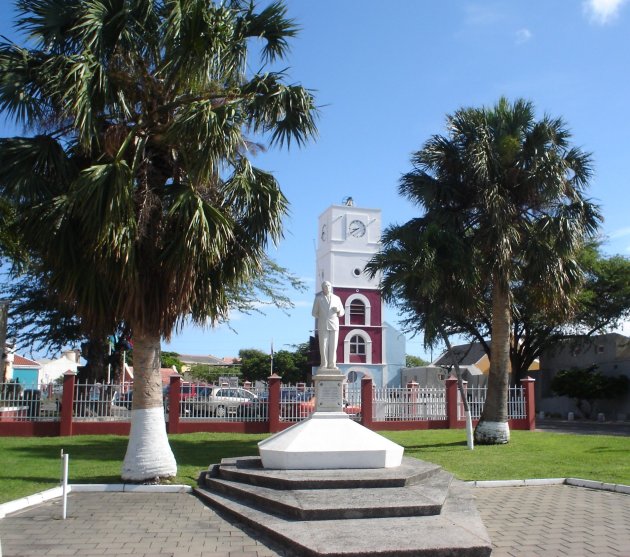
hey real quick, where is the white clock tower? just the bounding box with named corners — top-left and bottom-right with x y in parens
top-left (314, 199), bottom-right (405, 387)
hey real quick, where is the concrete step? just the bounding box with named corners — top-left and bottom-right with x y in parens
top-left (200, 469), bottom-right (452, 520)
top-left (210, 455), bottom-right (443, 489)
top-left (194, 478), bottom-right (492, 557)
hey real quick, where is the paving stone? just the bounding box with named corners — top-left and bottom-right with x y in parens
top-left (2, 484), bottom-right (630, 556)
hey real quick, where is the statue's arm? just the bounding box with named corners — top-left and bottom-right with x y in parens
top-left (311, 295), bottom-right (319, 318)
top-left (336, 297), bottom-right (345, 318)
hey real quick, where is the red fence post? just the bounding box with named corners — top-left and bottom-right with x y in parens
top-left (360, 377), bottom-right (374, 429)
top-left (60, 371), bottom-right (75, 436)
top-left (445, 377), bottom-right (459, 429)
top-left (168, 374), bottom-right (181, 434)
top-left (521, 376), bottom-right (536, 431)
top-left (268, 374), bottom-right (281, 433)
top-left (267, 373), bottom-right (282, 433)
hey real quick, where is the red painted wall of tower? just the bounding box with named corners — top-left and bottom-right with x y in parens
top-left (334, 287), bottom-right (383, 364)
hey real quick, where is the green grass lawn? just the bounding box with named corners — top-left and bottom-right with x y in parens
top-left (0, 429), bottom-right (628, 504)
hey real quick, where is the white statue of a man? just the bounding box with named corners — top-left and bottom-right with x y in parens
top-left (311, 281), bottom-right (345, 369)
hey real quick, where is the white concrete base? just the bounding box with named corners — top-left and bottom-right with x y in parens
top-left (121, 407), bottom-right (177, 481)
top-left (258, 412), bottom-right (404, 469)
top-left (474, 420), bottom-right (510, 444)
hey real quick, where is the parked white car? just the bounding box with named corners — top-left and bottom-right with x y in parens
top-left (185, 387), bottom-right (259, 418)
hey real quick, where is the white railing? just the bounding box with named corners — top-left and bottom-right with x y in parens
top-left (460, 386), bottom-right (486, 420)
top-left (508, 385), bottom-right (527, 419)
top-left (179, 383), bottom-right (268, 423)
top-left (372, 386), bottom-right (447, 421)
top-left (458, 385), bottom-right (527, 420)
top-left (276, 385), bottom-right (316, 422)
top-left (0, 381), bottom-right (60, 422)
top-left (74, 382), bottom-right (132, 421)
top-left (345, 387), bottom-right (362, 422)
top-left (0, 380), bottom-right (531, 425)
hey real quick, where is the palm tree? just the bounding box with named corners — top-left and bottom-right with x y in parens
top-left (374, 98), bottom-right (600, 444)
top-left (367, 218), bottom-right (482, 448)
top-left (0, 0), bottom-right (316, 479)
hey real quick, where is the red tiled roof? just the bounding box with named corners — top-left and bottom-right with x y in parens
top-left (13, 354), bottom-right (40, 367)
top-left (161, 367), bottom-right (180, 385)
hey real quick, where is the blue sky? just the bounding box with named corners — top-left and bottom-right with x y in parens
top-left (1, 0), bottom-right (629, 361)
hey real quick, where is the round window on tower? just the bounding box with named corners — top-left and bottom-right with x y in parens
top-left (353, 267), bottom-right (362, 277)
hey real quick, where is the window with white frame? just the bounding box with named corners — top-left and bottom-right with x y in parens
top-left (349, 335), bottom-right (366, 355)
top-left (344, 293), bottom-right (371, 326)
top-left (343, 329), bottom-right (372, 364)
top-left (349, 299), bottom-right (366, 325)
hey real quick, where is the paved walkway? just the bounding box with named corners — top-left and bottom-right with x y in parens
top-left (536, 418), bottom-right (630, 436)
top-left (1, 486), bottom-right (630, 556)
top-left (475, 485), bottom-right (630, 557)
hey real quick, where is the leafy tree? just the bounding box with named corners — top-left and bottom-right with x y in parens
top-left (367, 219), bottom-right (480, 448)
top-left (240, 348), bottom-right (271, 382)
top-left (406, 355), bottom-right (430, 367)
top-left (371, 98), bottom-right (600, 444)
top-left (240, 343), bottom-right (310, 384)
top-left (160, 352), bottom-right (183, 373)
top-left (1, 253), bottom-right (305, 369)
top-left (0, 300), bottom-right (8, 380)
top-left (0, 0), bottom-right (316, 480)
top-left (0, 198), bottom-right (22, 264)
top-left (435, 244), bottom-right (630, 384)
top-left (187, 363), bottom-right (241, 384)
top-left (572, 247), bottom-right (630, 334)
top-left (551, 365), bottom-right (629, 419)
top-left (275, 343), bottom-right (310, 383)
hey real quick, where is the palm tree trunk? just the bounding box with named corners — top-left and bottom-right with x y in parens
top-left (121, 329), bottom-right (177, 481)
top-left (0, 301), bottom-right (8, 383)
top-left (475, 278), bottom-right (511, 444)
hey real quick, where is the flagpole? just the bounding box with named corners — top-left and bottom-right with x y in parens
top-left (270, 340), bottom-right (274, 375)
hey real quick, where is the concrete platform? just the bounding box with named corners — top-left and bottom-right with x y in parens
top-left (258, 412), bottom-right (404, 469)
top-left (195, 456), bottom-right (492, 557)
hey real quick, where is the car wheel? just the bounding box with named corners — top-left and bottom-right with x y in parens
top-left (215, 405), bottom-right (227, 418)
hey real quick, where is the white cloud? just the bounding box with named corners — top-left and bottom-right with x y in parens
top-left (515, 28), bottom-right (532, 44)
top-left (464, 4), bottom-right (504, 26)
top-left (583, 0), bottom-right (628, 24)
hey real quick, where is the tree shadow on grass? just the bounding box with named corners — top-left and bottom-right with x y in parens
top-left (1, 434), bottom-right (264, 469)
top-left (403, 441), bottom-right (469, 449)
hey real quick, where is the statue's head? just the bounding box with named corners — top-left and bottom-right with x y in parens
top-left (321, 280), bottom-right (332, 294)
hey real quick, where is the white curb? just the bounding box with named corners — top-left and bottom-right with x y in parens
top-left (468, 478), bottom-right (630, 493)
top-left (0, 484), bottom-right (192, 518)
top-left (3, 478), bottom-right (629, 519)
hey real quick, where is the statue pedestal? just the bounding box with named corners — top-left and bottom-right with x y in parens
top-left (258, 367), bottom-right (403, 470)
top-left (258, 412), bottom-right (403, 469)
top-left (314, 368), bottom-right (344, 412)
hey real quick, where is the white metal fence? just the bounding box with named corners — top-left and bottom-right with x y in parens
top-left (179, 384), bottom-right (269, 423)
top-left (0, 381), bottom-right (60, 422)
top-left (73, 381), bottom-right (133, 421)
top-left (275, 385), bottom-right (315, 422)
top-left (0, 381), bottom-right (530, 424)
top-left (458, 385), bottom-right (527, 420)
top-left (372, 386), bottom-right (447, 421)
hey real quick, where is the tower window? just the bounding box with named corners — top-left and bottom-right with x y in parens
top-left (349, 335), bottom-right (366, 355)
top-left (349, 300), bottom-right (366, 325)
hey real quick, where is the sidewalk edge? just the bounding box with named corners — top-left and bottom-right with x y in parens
top-left (0, 484), bottom-right (192, 518)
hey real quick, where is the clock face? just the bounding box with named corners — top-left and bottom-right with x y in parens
top-left (321, 224), bottom-right (327, 241)
top-left (348, 219), bottom-right (366, 238)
